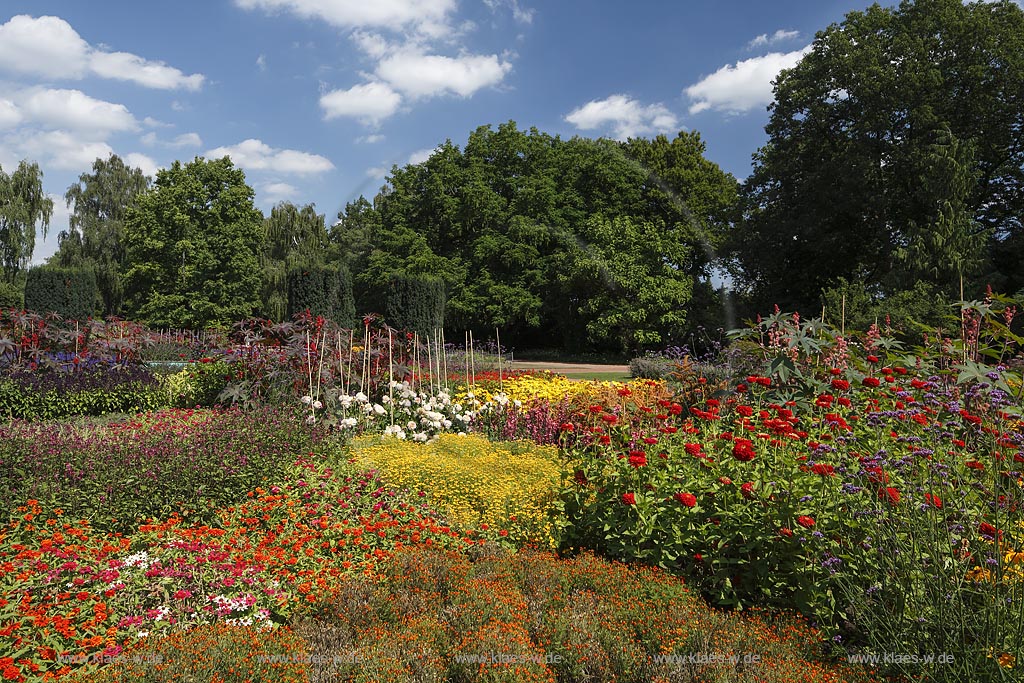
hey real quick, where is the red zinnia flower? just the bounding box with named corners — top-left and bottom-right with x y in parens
top-left (779, 527), bottom-right (794, 537)
top-left (559, 423), bottom-right (575, 432)
top-left (965, 460), bottom-right (985, 471)
top-left (979, 522), bottom-right (1002, 540)
top-left (736, 405), bottom-right (754, 417)
top-left (862, 377), bottom-right (881, 388)
top-left (628, 451), bottom-right (647, 468)
top-left (685, 443), bottom-right (703, 457)
top-left (718, 477), bottom-right (732, 486)
top-left (879, 487), bottom-right (901, 506)
top-left (732, 438), bottom-right (756, 462)
top-left (740, 482), bottom-right (755, 499)
top-left (796, 515), bottom-right (815, 528)
top-left (811, 463), bottom-right (835, 477)
top-left (924, 493), bottom-right (943, 509)
top-left (830, 379), bottom-right (850, 391)
top-left (674, 492), bottom-right (697, 508)
top-left (622, 492), bottom-right (636, 506)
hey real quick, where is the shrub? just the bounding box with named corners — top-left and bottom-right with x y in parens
top-left (301, 546), bottom-right (875, 683)
top-left (23, 265), bottom-right (97, 319)
top-left (349, 433), bottom-right (563, 547)
top-left (287, 264), bottom-right (357, 327)
top-left (74, 624), bottom-right (309, 682)
top-left (628, 353), bottom-right (674, 379)
top-left (0, 280), bottom-right (22, 310)
top-left (385, 273), bottom-right (444, 337)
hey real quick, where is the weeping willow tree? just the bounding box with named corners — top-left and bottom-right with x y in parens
top-left (261, 202), bottom-right (330, 321)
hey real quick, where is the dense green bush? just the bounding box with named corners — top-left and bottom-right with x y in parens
top-left (287, 264), bottom-right (357, 327)
top-left (23, 266), bottom-right (97, 319)
top-left (385, 273), bottom-right (445, 337)
top-left (0, 281), bottom-right (22, 310)
top-left (628, 353), bottom-right (674, 379)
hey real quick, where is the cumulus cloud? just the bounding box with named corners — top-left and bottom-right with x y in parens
top-left (365, 166), bottom-right (390, 179)
top-left (0, 99), bottom-right (22, 129)
top-left (143, 131), bottom-right (203, 148)
top-left (261, 181), bottom-right (299, 202)
top-left (18, 130), bottom-right (114, 171)
top-left (206, 138), bottom-right (335, 175)
top-left (407, 147), bottom-right (438, 165)
top-left (564, 94), bottom-right (679, 141)
top-left (356, 133), bottom-right (385, 144)
top-left (0, 15), bottom-right (204, 90)
top-left (19, 88), bottom-right (137, 136)
top-left (320, 82), bottom-right (403, 125)
top-left (376, 50), bottom-right (512, 98)
top-left (747, 29), bottom-right (800, 50)
top-left (234, 0), bottom-right (456, 36)
top-left (483, 0), bottom-right (535, 24)
top-left (685, 46), bottom-right (811, 115)
top-left (123, 152), bottom-right (160, 177)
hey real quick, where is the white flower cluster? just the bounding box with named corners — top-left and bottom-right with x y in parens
top-left (320, 380), bottom-right (499, 442)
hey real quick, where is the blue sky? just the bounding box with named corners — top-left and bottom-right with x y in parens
top-left (0, 0), bottom-right (890, 264)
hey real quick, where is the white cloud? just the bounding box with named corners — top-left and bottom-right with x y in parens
top-left (262, 181), bottom-right (299, 202)
top-left (356, 133), bottom-right (385, 144)
top-left (89, 51), bottom-right (204, 91)
top-left (141, 131), bottom-right (202, 148)
top-left (256, 54), bottom-right (267, 71)
top-left (484, 0), bottom-right (534, 24)
top-left (376, 50), bottom-right (512, 98)
top-left (124, 152), bottom-right (160, 177)
top-left (234, 0), bottom-right (456, 36)
top-left (365, 165), bottom-right (389, 179)
top-left (206, 138), bottom-right (335, 175)
top-left (19, 88), bottom-right (137, 136)
top-left (0, 15), bottom-right (204, 90)
top-left (142, 116), bottom-right (172, 128)
top-left (685, 46), bottom-right (811, 115)
top-left (0, 15), bottom-right (90, 80)
top-left (18, 130), bottom-right (114, 171)
top-left (0, 99), bottom-right (22, 129)
top-left (171, 100), bottom-right (187, 112)
top-left (564, 94), bottom-right (679, 140)
top-left (351, 31), bottom-right (391, 59)
top-left (320, 81), bottom-right (403, 125)
top-left (747, 29), bottom-right (800, 50)
top-left (407, 147), bottom-right (437, 165)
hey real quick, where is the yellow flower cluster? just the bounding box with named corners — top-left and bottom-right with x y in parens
top-left (349, 434), bottom-right (562, 548)
top-left (463, 373), bottom-right (669, 409)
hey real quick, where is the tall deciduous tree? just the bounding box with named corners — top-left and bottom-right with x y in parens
top-left (334, 121), bottom-right (738, 351)
top-left (121, 157), bottom-right (264, 328)
top-left (261, 202), bottom-right (329, 320)
top-left (0, 160), bottom-right (53, 285)
top-left (734, 0), bottom-right (1024, 311)
top-left (57, 154), bottom-right (150, 315)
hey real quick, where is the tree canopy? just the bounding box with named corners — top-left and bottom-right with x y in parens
top-left (121, 157), bottom-right (264, 328)
top-left (0, 160), bottom-right (53, 285)
top-left (332, 122), bottom-right (738, 352)
top-left (732, 0), bottom-right (1024, 313)
top-left (56, 154), bottom-right (150, 315)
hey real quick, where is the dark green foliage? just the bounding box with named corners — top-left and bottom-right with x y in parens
top-left (287, 264), bottom-right (357, 327)
top-left (55, 154), bottom-right (150, 316)
top-left (121, 157), bottom-right (264, 328)
top-left (0, 281), bottom-right (21, 310)
top-left (23, 266), bottom-right (97, 319)
top-left (734, 0), bottom-right (1024, 313)
top-left (821, 278), bottom-right (952, 337)
top-left (332, 122), bottom-right (738, 352)
top-left (261, 202), bottom-right (330, 321)
top-left (385, 274), bottom-right (445, 337)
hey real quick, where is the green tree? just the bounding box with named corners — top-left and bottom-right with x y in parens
top-left (56, 154), bottom-right (150, 315)
top-left (121, 157), bottom-right (264, 328)
top-left (337, 122), bottom-right (738, 351)
top-left (0, 160), bottom-right (53, 285)
top-left (734, 0), bottom-right (1024, 312)
top-left (261, 202), bottom-right (329, 321)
